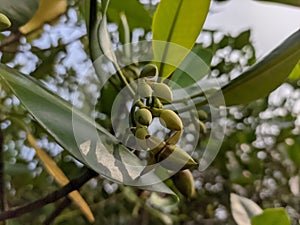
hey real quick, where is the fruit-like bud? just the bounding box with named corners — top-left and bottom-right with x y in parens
top-left (166, 130), bottom-right (182, 145)
top-left (135, 126), bottom-right (150, 150)
top-left (155, 144), bottom-right (198, 171)
top-left (159, 110), bottom-right (183, 131)
top-left (134, 108), bottom-right (152, 126)
top-left (137, 79), bottom-right (152, 98)
top-left (172, 169), bottom-right (196, 199)
top-left (0, 13), bottom-right (11, 31)
top-left (140, 64), bottom-right (158, 78)
top-left (197, 110), bottom-right (208, 121)
top-left (151, 82), bottom-right (173, 103)
top-left (135, 126), bottom-right (150, 139)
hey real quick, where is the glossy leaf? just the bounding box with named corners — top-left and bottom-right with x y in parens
top-left (0, 64), bottom-right (174, 195)
top-left (231, 193), bottom-right (263, 225)
top-left (288, 61), bottom-right (300, 80)
top-left (0, 0), bottom-right (39, 30)
top-left (0, 12), bottom-right (11, 31)
top-left (235, 30), bottom-right (251, 50)
top-left (209, 29), bottom-right (300, 106)
top-left (99, 0), bottom-right (118, 64)
top-left (152, 0), bottom-right (211, 78)
top-left (107, 0), bottom-right (152, 30)
top-left (255, 0), bottom-right (300, 7)
top-left (19, 0), bottom-right (67, 34)
top-left (79, 0), bottom-right (91, 34)
top-left (286, 138), bottom-right (300, 166)
top-left (170, 46), bottom-right (212, 88)
top-left (251, 208), bottom-right (290, 225)
top-left (27, 132), bottom-right (95, 223)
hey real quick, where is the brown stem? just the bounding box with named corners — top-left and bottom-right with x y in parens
top-left (0, 31), bottom-right (22, 51)
top-left (0, 169), bottom-right (98, 221)
top-left (43, 198), bottom-right (71, 225)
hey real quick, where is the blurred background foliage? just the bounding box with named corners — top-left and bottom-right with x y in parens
top-left (0, 0), bottom-right (300, 224)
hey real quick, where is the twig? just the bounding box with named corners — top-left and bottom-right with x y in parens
top-left (0, 169), bottom-right (98, 221)
top-left (43, 198), bottom-right (71, 225)
top-left (0, 31), bottom-right (22, 51)
top-left (0, 129), bottom-right (6, 225)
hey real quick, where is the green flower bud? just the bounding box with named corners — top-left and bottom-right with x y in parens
top-left (135, 126), bottom-right (150, 150)
top-left (159, 110), bottom-right (183, 131)
top-left (140, 64), bottom-right (158, 78)
top-left (134, 108), bottom-right (152, 126)
top-left (0, 13), bottom-right (11, 31)
top-left (166, 130), bottom-right (182, 145)
top-left (151, 82), bottom-right (173, 103)
top-left (172, 169), bottom-right (196, 199)
top-left (137, 79), bottom-right (152, 98)
top-left (135, 126), bottom-right (150, 140)
top-left (197, 110), bottom-right (208, 121)
top-left (156, 144), bottom-right (198, 171)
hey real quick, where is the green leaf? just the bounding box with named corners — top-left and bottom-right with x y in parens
top-left (99, 0), bottom-right (118, 64)
top-left (210, 29), bottom-right (300, 106)
top-left (231, 193), bottom-right (263, 225)
top-left (288, 61), bottom-right (300, 80)
top-left (251, 208), bottom-right (290, 225)
top-left (254, 0), bottom-right (300, 7)
top-left (170, 45), bottom-right (212, 88)
top-left (286, 142), bottom-right (300, 166)
top-left (107, 0), bottom-right (152, 30)
top-left (234, 30), bottom-right (251, 50)
top-left (0, 0), bottom-right (39, 30)
top-left (152, 0), bottom-right (211, 78)
top-left (79, 0), bottom-right (91, 35)
top-left (0, 12), bottom-right (11, 31)
top-left (31, 45), bottom-right (66, 79)
top-left (0, 64), bottom-right (175, 195)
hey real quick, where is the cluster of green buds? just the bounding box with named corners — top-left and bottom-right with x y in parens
top-left (130, 64), bottom-right (204, 198)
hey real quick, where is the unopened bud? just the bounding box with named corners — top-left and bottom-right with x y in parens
top-left (166, 130), bottom-right (182, 145)
top-left (156, 145), bottom-right (198, 171)
top-left (159, 110), bottom-right (183, 131)
top-left (134, 108), bottom-right (152, 126)
top-left (197, 110), bottom-right (208, 121)
top-left (151, 82), bottom-right (173, 103)
top-left (135, 126), bottom-right (150, 150)
top-left (172, 169), bottom-right (196, 199)
top-left (137, 79), bottom-right (152, 98)
top-left (135, 125), bottom-right (149, 139)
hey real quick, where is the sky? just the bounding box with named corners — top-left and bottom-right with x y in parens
top-left (203, 0), bottom-right (300, 58)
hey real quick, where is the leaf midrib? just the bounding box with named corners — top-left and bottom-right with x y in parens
top-left (159, 0), bottom-right (184, 76)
